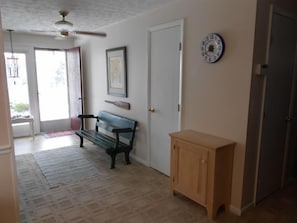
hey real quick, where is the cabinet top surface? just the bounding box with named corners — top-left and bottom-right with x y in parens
top-left (169, 129), bottom-right (235, 149)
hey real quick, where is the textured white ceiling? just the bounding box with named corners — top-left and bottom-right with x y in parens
top-left (0, 0), bottom-right (176, 35)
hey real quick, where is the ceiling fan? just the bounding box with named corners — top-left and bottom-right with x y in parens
top-left (34, 11), bottom-right (107, 38)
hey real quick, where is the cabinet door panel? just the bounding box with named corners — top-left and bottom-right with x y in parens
top-left (174, 140), bottom-right (208, 204)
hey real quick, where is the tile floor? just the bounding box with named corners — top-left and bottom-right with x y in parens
top-left (14, 134), bottom-right (297, 223)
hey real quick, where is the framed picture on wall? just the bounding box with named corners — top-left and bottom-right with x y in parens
top-left (106, 46), bottom-right (127, 97)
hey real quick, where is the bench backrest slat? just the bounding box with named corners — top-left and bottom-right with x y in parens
top-left (96, 111), bottom-right (137, 146)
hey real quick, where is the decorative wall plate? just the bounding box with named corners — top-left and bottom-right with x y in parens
top-left (201, 33), bottom-right (225, 63)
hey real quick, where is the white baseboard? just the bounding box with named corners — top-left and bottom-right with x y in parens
top-left (229, 202), bottom-right (254, 216)
top-left (229, 205), bottom-right (242, 216)
top-left (241, 202), bottom-right (255, 213)
top-left (130, 154), bottom-right (149, 167)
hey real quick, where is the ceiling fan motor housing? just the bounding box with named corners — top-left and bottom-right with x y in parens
top-left (55, 11), bottom-right (73, 31)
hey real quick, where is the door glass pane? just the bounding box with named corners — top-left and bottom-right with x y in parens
top-left (35, 49), bottom-right (69, 121)
top-left (4, 52), bottom-right (30, 118)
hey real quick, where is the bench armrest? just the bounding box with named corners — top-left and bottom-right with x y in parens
top-left (78, 114), bottom-right (98, 130)
top-left (112, 128), bottom-right (133, 147)
top-left (78, 114), bottom-right (98, 119)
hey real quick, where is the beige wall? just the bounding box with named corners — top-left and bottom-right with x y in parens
top-left (76, 0), bottom-right (257, 211)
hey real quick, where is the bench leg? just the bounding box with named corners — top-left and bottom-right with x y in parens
top-left (106, 149), bottom-right (116, 169)
top-left (125, 151), bottom-right (131, 165)
top-left (79, 136), bottom-right (84, 147)
top-left (110, 153), bottom-right (116, 169)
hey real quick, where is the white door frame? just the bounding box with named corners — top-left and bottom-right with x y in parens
top-left (254, 5), bottom-right (297, 204)
top-left (146, 19), bottom-right (184, 167)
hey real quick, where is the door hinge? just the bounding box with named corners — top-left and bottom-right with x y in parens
top-left (178, 104), bottom-right (180, 112)
top-left (179, 42), bottom-right (182, 51)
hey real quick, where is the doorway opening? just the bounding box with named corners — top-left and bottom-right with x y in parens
top-left (256, 9), bottom-right (297, 203)
top-left (34, 47), bottom-right (83, 134)
top-left (35, 49), bottom-right (70, 122)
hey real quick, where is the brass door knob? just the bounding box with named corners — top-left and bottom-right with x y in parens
top-left (148, 108), bottom-right (155, 113)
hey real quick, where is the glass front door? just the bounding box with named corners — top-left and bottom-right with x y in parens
top-left (35, 49), bottom-right (70, 132)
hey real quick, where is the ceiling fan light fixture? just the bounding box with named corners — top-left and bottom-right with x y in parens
top-left (7, 30), bottom-right (19, 78)
top-left (54, 20), bottom-right (73, 31)
top-left (59, 31), bottom-right (69, 37)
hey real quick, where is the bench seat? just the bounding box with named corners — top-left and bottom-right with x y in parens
top-left (75, 129), bottom-right (128, 149)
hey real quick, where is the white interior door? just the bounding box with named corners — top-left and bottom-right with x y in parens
top-left (256, 12), bottom-right (297, 202)
top-left (149, 20), bottom-right (183, 176)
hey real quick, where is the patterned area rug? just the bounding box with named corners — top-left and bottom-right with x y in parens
top-left (44, 130), bottom-right (74, 138)
top-left (33, 146), bottom-right (100, 188)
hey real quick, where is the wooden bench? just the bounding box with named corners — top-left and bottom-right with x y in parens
top-left (75, 111), bottom-right (137, 169)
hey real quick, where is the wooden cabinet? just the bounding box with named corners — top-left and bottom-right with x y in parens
top-left (170, 130), bottom-right (235, 220)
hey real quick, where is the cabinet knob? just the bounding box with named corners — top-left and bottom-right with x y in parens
top-left (201, 159), bottom-right (206, 164)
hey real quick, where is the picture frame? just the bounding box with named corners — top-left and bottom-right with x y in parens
top-left (106, 46), bottom-right (127, 97)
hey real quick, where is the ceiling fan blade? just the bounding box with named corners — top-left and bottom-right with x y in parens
top-left (25, 30), bottom-right (61, 37)
top-left (30, 30), bottom-right (55, 33)
top-left (73, 31), bottom-right (107, 37)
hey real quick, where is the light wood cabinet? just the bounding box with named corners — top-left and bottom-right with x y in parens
top-left (170, 130), bottom-right (235, 220)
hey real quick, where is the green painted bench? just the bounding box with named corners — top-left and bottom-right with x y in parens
top-left (75, 111), bottom-right (137, 169)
